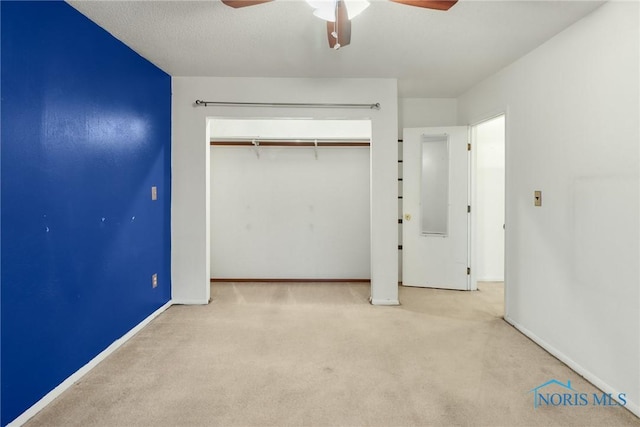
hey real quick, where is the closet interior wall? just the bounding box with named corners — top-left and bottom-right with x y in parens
top-left (209, 119), bottom-right (372, 281)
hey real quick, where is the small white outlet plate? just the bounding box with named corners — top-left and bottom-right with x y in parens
top-left (152, 273), bottom-right (158, 288)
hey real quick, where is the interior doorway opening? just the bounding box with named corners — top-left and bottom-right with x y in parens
top-left (471, 114), bottom-right (506, 310)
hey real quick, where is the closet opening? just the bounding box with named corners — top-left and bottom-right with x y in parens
top-left (208, 118), bottom-right (372, 284)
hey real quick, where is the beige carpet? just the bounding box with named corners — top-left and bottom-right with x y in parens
top-left (25, 282), bottom-right (639, 426)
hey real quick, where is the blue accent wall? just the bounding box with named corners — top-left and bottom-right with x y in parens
top-left (1, 2), bottom-right (171, 424)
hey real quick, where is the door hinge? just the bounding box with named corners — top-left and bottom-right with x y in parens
top-left (467, 267), bottom-right (471, 275)
top-left (467, 143), bottom-right (471, 151)
top-left (467, 205), bottom-right (471, 213)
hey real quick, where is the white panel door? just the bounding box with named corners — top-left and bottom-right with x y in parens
top-left (402, 127), bottom-right (469, 290)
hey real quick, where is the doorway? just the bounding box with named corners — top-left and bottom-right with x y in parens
top-left (471, 115), bottom-right (506, 304)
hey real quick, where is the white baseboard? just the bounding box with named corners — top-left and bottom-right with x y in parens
top-left (8, 300), bottom-right (173, 427)
top-left (477, 277), bottom-right (504, 282)
top-left (171, 298), bottom-right (209, 305)
top-left (370, 298), bottom-right (400, 306)
top-left (504, 315), bottom-right (639, 418)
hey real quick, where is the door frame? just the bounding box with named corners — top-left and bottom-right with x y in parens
top-left (206, 116), bottom-right (377, 297)
top-left (469, 112), bottom-right (507, 307)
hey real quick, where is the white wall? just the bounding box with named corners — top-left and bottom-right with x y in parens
top-left (209, 119), bottom-right (371, 279)
top-left (474, 115), bottom-right (505, 282)
top-left (398, 98), bottom-right (458, 138)
top-left (458, 2), bottom-right (639, 416)
top-left (173, 78), bottom-right (399, 305)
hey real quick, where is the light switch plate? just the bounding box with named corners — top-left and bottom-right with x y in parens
top-left (152, 273), bottom-right (158, 288)
top-left (151, 186), bottom-right (158, 201)
top-left (534, 190), bottom-right (542, 207)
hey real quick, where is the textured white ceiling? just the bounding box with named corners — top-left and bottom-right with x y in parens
top-left (67, 0), bottom-right (605, 97)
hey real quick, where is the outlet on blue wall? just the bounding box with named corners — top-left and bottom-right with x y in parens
top-left (1, 2), bottom-right (172, 424)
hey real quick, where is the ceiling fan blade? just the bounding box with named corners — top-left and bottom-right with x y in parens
top-left (390, 0), bottom-right (458, 11)
top-left (326, 0), bottom-right (351, 49)
top-left (221, 0), bottom-right (273, 8)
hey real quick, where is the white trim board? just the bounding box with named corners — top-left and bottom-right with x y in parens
top-left (7, 301), bottom-right (174, 427)
top-left (171, 298), bottom-right (209, 305)
top-left (505, 315), bottom-right (640, 418)
top-left (370, 298), bottom-right (400, 306)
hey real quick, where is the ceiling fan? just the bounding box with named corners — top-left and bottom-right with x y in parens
top-left (220, 0), bottom-right (458, 50)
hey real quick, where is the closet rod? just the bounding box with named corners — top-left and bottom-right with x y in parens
top-left (210, 138), bottom-right (370, 147)
top-left (195, 100), bottom-right (381, 110)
